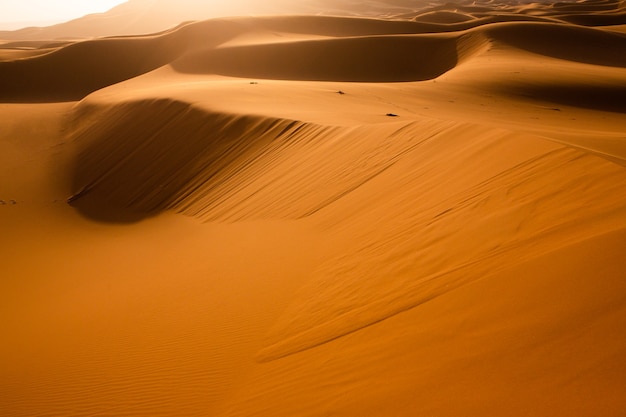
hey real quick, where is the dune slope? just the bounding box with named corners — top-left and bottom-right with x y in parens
top-left (1, 1), bottom-right (626, 416)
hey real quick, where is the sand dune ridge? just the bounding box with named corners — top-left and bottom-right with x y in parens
top-left (2, 13), bottom-right (625, 101)
top-left (2, 1), bottom-right (626, 416)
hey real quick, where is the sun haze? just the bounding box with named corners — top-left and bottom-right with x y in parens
top-left (0, 0), bottom-right (126, 30)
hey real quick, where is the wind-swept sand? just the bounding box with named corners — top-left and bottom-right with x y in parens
top-left (1, 0), bottom-right (626, 416)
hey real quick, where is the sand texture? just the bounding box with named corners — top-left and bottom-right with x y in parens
top-left (1, 0), bottom-right (625, 416)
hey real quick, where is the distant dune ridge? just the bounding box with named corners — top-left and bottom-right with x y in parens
top-left (1, 0), bottom-right (626, 416)
top-left (1, 0), bottom-right (626, 39)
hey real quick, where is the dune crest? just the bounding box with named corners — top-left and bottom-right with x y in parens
top-left (2, 9), bottom-right (625, 101)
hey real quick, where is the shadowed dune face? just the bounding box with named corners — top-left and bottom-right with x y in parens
top-left (0, 19), bottom-right (245, 102)
top-left (494, 82), bottom-right (626, 113)
top-left (0, 37), bottom-right (182, 102)
top-left (70, 99), bottom-right (460, 224)
top-left (68, 99), bottom-right (300, 222)
top-left (173, 35), bottom-right (461, 82)
top-left (486, 21), bottom-right (626, 67)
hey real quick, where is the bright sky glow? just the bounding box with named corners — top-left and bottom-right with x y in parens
top-left (0, 0), bottom-right (127, 29)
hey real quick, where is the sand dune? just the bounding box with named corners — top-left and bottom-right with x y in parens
top-left (0, 19), bottom-right (246, 101)
top-left (174, 35), bottom-right (464, 81)
top-left (3, 12), bottom-right (625, 100)
top-left (413, 10), bottom-right (477, 23)
top-left (485, 21), bottom-right (626, 67)
top-left (2, 0), bottom-right (624, 40)
top-left (1, 0), bottom-right (626, 416)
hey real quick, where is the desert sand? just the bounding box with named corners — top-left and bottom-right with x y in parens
top-left (1, 0), bottom-right (626, 416)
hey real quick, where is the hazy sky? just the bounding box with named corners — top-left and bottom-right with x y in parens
top-left (0, 0), bottom-right (127, 29)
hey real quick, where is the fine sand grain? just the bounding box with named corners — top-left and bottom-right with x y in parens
top-left (1, 0), bottom-right (625, 416)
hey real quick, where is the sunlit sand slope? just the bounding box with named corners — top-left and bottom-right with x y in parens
top-left (1, 1), bottom-right (625, 416)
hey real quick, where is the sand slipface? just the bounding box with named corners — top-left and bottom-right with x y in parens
top-left (1, 0), bottom-right (626, 416)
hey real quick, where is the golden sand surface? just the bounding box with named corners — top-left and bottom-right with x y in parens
top-left (1, 1), bottom-right (625, 415)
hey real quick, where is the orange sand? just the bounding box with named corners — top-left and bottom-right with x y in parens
top-left (1, 0), bottom-right (625, 416)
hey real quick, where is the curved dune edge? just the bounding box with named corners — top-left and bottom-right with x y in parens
top-left (172, 35), bottom-right (463, 82)
top-left (2, 12), bottom-right (625, 100)
top-left (67, 99), bottom-right (441, 222)
top-left (0, 19), bottom-right (245, 101)
top-left (0, 0), bottom-right (623, 40)
top-left (413, 10), bottom-right (477, 23)
top-left (67, 99), bottom-right (289, 222)
top-left (65, 97), bottom-right (626, 364)
top-left (484, 21), bottom-right (626, 67)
